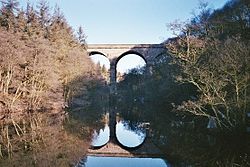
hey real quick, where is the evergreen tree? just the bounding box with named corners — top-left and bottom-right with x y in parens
top-left (77, 25), bottom-right (86, 46)
top-left (25, 2), bottom-right (41, 37)
top-left (15, 9), bottom-right (26, 33)
top-left (50, 5), bottom-right (74, 44)
top-left (209, 0), bottom-right (250, 40)
top-left (36, 0), bottom-right (50, 38)
top-left (0, 0), bottom-right (19, 31)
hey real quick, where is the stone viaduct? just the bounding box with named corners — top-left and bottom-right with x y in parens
top-left (87, 44), bottom-right (166, 93)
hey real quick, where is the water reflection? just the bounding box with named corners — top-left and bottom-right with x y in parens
top-left (91, 124), bottom-right (110, 148)
top-left (116, 120), bottom-right (146, 148)
top-left (90, 119), bottom-right (147, 148)
top-left (78, 156), bottom-right (169, 167)
top-left (69, 65), bottom-right (250, 167)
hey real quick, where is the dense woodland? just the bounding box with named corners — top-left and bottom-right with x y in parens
top-left (0, 0), bottom-right (108, 166)
top-left (0, 0), bottom-right (249, 166)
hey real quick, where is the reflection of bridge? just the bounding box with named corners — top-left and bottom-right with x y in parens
top-left (87, 137), bottom-right (165, 158)
top-left (88, 112), bottom-right (165, 158)
top-left (87, 44), bottom-right (166, 93)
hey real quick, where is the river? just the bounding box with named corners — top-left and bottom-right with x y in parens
top-left (69, 94), bottom-right (249, 167)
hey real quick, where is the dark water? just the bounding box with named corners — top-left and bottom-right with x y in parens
top-left (73, 99), bottom-right (249, 167)
top-left (78, 156), bottom-right (169, 167)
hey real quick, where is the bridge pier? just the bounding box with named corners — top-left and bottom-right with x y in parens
top-left (109, 57), bottom-right (118, 143)
top-left (247, 112), bottom-right (250, 132)
top-left (109, 59), bottom-right (117, 94)
top-left (109, 108), bottom-right (117, 143)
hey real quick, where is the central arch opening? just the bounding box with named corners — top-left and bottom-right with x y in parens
top-left (116, 53), bottom-right (146, 82)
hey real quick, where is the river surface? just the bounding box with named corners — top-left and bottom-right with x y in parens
top-left (78, 156), bottom-right (169, 167)
top-left (91, 120), bottom-right (146, 148)
top-left (71, 97), bottom-right (250, 167)
top-left (85, 119), bottom-right (169, 167)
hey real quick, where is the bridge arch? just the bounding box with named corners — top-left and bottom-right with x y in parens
top-left (89, 51), bottom-right (110, 77)
top-left (116, 52), bottom-right (146, 81)
top-left (89, 51), bottom-right (107, 57)
top-left (87, 44), bottom-right (167, 93)
top-left (115, 50), bottom-right (147, 65)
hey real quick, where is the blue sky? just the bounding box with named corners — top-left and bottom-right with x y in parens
top-left (19, 0), bottom-right (229, 44)
top-left (18, 0), bottom-right (229, 73)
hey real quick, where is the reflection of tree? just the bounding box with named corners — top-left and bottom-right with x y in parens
top-left (65, 72), bottom-right (110, 140)
top-left (160, 126), bottom-right (250, 166)
top-left (119, 120), bottom-right (146, 137)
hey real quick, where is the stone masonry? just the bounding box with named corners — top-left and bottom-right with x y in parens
top-left (87, 44), bottom-right (166, 93)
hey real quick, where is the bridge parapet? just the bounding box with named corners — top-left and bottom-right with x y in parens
top-left (87, 44), bottom-right (166, 62)
top-left (87, 44), bottom-right (165, 49)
